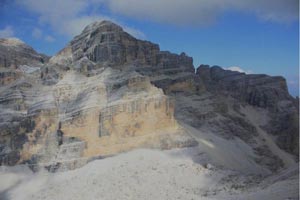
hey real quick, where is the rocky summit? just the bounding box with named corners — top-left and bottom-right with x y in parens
top-left (0, 20), bottom-right (298, 178)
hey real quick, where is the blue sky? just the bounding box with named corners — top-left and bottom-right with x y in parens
top-left (0, 0), bottom-right (299, 96)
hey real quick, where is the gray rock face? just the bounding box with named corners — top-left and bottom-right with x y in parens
top-left (0, 70), bottom-right (20, 86)
top-left (50, 21), bottom-right (160, 66)
top-left (0, 35), bottom-right (194, 168)
top-left (196, 65), bottom-right (291, 108)
top-left (0, 38), bottom-right (48, 68)
top-left (50, 21), bottom-right (196, 93)
top-left (266, 101), bottom-right (299, 157)
top-left (196, 65), bottom-right (299, 158)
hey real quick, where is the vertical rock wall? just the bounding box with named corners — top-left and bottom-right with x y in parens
top-left (59, 96), bottom-right (176, 157)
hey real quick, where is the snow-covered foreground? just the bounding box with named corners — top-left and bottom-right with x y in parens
top-left (0, 148), bottom-right (298, 200)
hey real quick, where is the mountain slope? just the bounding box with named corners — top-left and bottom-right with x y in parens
top-left (0, 20), bottom-right (298, 176)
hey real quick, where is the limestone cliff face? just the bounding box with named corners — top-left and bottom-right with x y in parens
top-left (195, 65), bottom-right (299, 158)
top-left (0, 38), bottom-right (49, 90)
top-left (0, 37), bottom-right (172, 165)
top-left (0, 70), bottom-right (21, 86)
top-left (50, 21), bottom-right (159, 66)
top-left (0, 38), bottom-right (48, 68)
top-left (54, 69), bottom-right (181, 158)
top-left (196, 65), bottom-right (292, 108)
top-left (0, 64), bottom-right (193, 168)
top-left (0, 21), bottom-right (298, 172)
top-left (50, 21), bottom-right (198, 94)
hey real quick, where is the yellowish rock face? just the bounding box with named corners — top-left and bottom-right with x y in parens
top-left (60, 96), bottom-right (177, 157)
top-left (17, 69), bottom-right (186, 164)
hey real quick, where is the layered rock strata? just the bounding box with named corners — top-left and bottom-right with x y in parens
top-left (50, 21), bottom-right (199, 94)
top-left (0, 20), bottom-right (298, 173)
top-left (195, 65), bottom-right (299, 158)
top-left (0, 63), bottom-right (194, 167)
top-left (0, 38), bottom-right (48, 68)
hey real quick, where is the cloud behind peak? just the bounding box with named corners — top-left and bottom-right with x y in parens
top-left (16, 0), bottom-right (299, 39)
top-left (107, 0), bottom-right (299, 25)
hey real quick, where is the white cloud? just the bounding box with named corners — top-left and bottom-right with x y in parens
top-left (32, 28), bottom-right (42, 39)
top-left (225, 66), bottom-right (253, 74)
top-left (32, 27), bottom-right (56, 42)
top-left (123, 26), bottom-right (146, 39)
top-left (17, 0), bottom-right (93, 36)
top-left (17, 0), bottom-right (146, 39)
top-left (106, 0), bottom-right (298, 25)
top-left (62, 16), bottom-right (108, 36)
top-left (107, 0), bottom-right (220, 26)
top-left (45, 35), bottom-right (55, 42)
top-left (0, 26), bottom-right (14, 38)
top-left (17, 0), bottom-right (297, 40)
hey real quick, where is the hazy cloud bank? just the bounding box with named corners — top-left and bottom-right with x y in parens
top-left (15, 0), bottom-right (298, 38)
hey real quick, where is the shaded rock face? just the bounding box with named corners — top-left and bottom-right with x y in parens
top-left (266, 102), bottom-right (299, 156)
top-left (196, 65), bottom-right (291, 108)
top-left (136, 51), bottom-right (199, 94)
top-left (195, 65), bottom-right (299, 158)
top-left (0, 38), bottom-right (48, 68)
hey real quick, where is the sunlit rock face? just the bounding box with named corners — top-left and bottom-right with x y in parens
top-left (0, 60), bottom-right (194, 168)
top-left (0, 22), bottom-right (198, 168)
top-left (54, 69), bottom-right (182, 159)
top-left (50, 21), bottom-right (160, 66)
top-left (50, 21), bottom-right (199, 94)
top-left (0, 39), bottom-right (51, 166)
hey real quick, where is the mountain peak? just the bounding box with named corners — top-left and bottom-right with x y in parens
top-left (51, 20), bottom-right (161, 66)
top-left (0, 37), bottom-right (26, 47)
top-left (99, 20), bottom-right (121, 27)
top-left (82, 20), bottom-right (123, 34)
top-left (0, 37), bottom-right (49, 68)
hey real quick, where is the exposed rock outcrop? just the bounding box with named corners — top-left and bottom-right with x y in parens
top-left (50, 21), bottom-right (160, 66)
top-left (0, 21), bottom-right (298, 173)
top-left (195, 65), bottom-right (299, 158)
top-left (50, 21), bottom-right (199, 93)
top-left (0, 38), bottom-right (48, 68)
top-left (0, 64), bottom-right (195, 167)
top-left (196, 65), bottom-right (292, 108)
